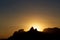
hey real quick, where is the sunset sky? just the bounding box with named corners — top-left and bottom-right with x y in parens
top-left (0, 0), bottom-right (60, 38)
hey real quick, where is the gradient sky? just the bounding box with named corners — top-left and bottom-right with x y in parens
top-left (0, 0), bottom-right (60, 38)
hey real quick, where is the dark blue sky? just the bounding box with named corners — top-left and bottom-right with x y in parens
top-left (0, 0), bottom-right (60, 38)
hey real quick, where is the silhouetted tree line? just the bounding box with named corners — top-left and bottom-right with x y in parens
top-left (1, 27), bottom-right (60, 40)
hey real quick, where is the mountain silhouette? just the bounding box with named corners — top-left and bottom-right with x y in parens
top-left (1, 27), bottom-right (60, 40)
top-left (43, 27), bottom-right (60, 34)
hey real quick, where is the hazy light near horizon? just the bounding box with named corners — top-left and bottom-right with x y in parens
top-left (30, 23), bottom-right (44, 31)
top-left (24, 21), bottom-right (45, 31)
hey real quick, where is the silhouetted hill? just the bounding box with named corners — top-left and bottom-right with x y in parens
top-left (1, 27), bottom-right (60, 40)
top-left (43, 27), bottom-right (60, 34)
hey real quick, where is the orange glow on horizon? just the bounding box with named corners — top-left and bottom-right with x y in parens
top-left (24, 22), bottom-right (44, 32)
top-left (30, 23), bottom-right (43, 31)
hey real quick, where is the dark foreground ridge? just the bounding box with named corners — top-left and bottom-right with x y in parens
top-left (1, 27), bottom-right (60, 40)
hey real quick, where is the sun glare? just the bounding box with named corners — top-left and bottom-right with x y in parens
top-left (24, 21), bottom-right (44, 31)
top-left (32, 25), bottom-right (40, 31)
top-left (30, 23), bottom-right (43, 31)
